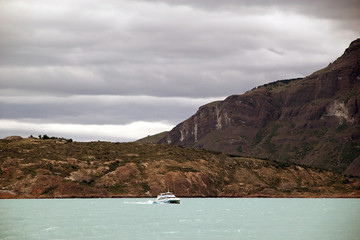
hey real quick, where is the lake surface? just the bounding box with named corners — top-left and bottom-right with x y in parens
top-left (1, 198), bottom-right (359, 240)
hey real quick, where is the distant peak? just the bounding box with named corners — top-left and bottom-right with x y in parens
top-left (349, 38), bottom-right (360, 48)
top-left (344, 38), bottom-right (360, 55)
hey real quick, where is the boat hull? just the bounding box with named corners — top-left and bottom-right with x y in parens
top-left (167, 199), bottom-right (180, 204)
top-left (153, 198), bottom-right (181, 204)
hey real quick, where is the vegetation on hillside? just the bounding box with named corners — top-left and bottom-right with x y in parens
top-left (1, 137), bottom-right (359, 198)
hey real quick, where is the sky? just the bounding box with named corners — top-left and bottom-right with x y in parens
top-left (0, 0), bottom-right (359, 142)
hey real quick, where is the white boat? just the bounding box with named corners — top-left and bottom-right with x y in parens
top-left (153, 191), bottom-right (180, 204)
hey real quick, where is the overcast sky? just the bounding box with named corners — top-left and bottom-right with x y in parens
top-left (0, 0), bottom-right (359, 142)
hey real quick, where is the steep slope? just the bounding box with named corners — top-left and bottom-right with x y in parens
top-left (135, 131), bottom-right (168, 144)
top-left (159, 39), bottom-right (360, 176)
top-left (1, 138), bottom-right (360, 198)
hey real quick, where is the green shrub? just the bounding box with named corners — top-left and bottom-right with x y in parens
top-left (253, 129), bottom-right (266, 145)
top-left (341, 142), bottom-right (360, 164)
top-left (141, 182), bottom-right (150, 192)
top-left (336, 123), bottom-right (348, 133)
top-left (42, 185), bottom-right (58, 195)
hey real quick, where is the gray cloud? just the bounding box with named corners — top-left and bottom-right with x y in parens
top-left (0, 0), bottom-right (359, 141)
top-left (139, 0), bottom-right (360, 27)
top-left (0, 95), bottom-right (221, 125)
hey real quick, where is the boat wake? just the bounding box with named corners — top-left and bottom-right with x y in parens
top-left (123, 200), bottom-right (154, 205)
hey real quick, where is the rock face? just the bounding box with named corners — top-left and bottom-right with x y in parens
top-left (1, 138), bottom-right (360, 198)
top-left (159, 39), bottom-right (360, 176)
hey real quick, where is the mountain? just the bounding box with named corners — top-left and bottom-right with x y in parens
top-left (1, 137), bottom-right (360, 198)
top-left (159, 39), bottom-right (360, 176)
top-left (135, 131), bottom-right (168, 144)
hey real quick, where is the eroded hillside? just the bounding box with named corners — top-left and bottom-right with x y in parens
top-left (1, 137), bottom-right (359, 198)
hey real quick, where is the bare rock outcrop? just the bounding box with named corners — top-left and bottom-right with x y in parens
top-left (159, 39), bottom-right (360, 176)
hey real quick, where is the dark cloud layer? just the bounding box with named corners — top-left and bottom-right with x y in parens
top-left (0, 0), bottom-right (359, 141)
top-left (142, 0), bottom-right (360, 25)
top-left (0, 95), bottom-right (219, 125)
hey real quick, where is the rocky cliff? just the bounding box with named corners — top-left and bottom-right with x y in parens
top-left (159, 39), bottom-right (360, 176)
top-left (1, 138), bottom-right (360, 198)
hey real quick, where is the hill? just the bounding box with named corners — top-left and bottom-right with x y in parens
top-left (135, 131), bottom-right (168, 144)
top-left (159, 39), bottom-right (360, 176)
top-left (1, 137), bottom-right (360, 198)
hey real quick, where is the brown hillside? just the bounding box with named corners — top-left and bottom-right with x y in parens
top-left (159, 39), bottom-right (360, 176)
top-left (1, 138), bottom-right (360, 198)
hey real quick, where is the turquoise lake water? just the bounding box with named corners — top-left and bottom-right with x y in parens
top-left (0, 198), bottom-right (359, 240)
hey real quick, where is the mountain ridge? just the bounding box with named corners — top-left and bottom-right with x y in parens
top-left (159, 39), bottom-right (360, 176)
